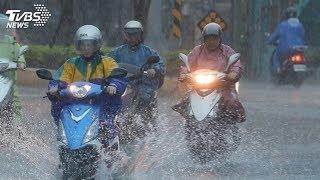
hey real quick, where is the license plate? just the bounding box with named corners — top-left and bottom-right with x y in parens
top-left (293, 64), bottom-right (307, 72)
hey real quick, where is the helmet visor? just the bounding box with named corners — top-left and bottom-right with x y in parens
top-left (76, 39), bottom-right (99, 55)
top-left (124, 28), bottom-right (142, 39)
top-left (203, 34), bottom-right (220, 41)
top-left (124, 28), bottom-right (142, 34)
top-left (124, 28), bottom-right (142, 46)
top-left (204, 35), bottom-right (220, 50)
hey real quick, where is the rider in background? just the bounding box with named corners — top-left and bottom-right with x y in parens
top-left (267, 7), bottom-right (305, 74)
top-left (109, 20), bottom-right (166, 130)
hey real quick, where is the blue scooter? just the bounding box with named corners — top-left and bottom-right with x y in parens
top-left (36, 68), bottom-right (127, 179)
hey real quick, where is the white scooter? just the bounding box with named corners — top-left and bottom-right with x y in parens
top-left (0, 45), bottom-right (28, 122)
top-left (178, 52), bottom-right (241, 163)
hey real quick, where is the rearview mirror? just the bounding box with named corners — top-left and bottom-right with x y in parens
top-left (109, 68), bottom-right (128, 78)
top-left (19, 45), bottom-right (29, 56)
top-left (225, 53), bottom-right (241, 72)
top-left (178, 53), bottom-right (190, 72)
top-left (36, 69), bottom-right (53, 80)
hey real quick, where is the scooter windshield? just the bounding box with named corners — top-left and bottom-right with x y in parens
top-left (118, 63), bottom-right (141, 76)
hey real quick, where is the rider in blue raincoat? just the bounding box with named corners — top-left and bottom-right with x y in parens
top-left (267, 7), bottom-right (305, 74)
top-left (109, 20), bottom-right (166, 130)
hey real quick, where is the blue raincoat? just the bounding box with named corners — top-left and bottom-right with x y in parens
top-left (109, 44), bottom-right (166, 103)
top-left (267, 18), bottom-right (305, 71)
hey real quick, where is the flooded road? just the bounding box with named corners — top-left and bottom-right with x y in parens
top-left (1, 81), bottom-right (319, 179)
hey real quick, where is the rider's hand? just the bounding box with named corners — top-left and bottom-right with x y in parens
top-left (106, 85), bottom-right (117, 95)
top-left (146, 69), bottom-right (156, 77)
top-left (178, 73), bottom-right (188, 82)
top-left (48, 86), bottom-right (59, 95)
top-left (17, 63), bottom-right (26, 71)
top-left (226, 71), bottom-right (239, 83)
top-left (179, 66), bottom-right (188, 74)
top-left (178, 66), bottom-right (189, 82)
top-left (215, 72), bottom-right (238, 88)
top-left (215, 73), bottom-right (228, 88)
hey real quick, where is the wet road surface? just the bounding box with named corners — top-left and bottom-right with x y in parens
top-left (0, 81), bottom-right (319, 179)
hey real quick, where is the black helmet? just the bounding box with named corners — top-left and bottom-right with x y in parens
top-left (202, 23), bottom-right (222, 39)
top-left (283, 7), bottom-right (298, 19)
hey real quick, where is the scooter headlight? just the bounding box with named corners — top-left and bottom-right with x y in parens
top-left (68, 84), bottom-right (91, 98)
top-left (58, 121), bottom-right (68, 144)
top-left (83, 120), bottom-right (99, 144)
top-left (193, 74), bottom-right (216, 85)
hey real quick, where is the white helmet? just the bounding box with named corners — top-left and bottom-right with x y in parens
top-left (124, 20), bottom-right (143, 33)
top-left (74, 25), bottom-right (102, 52)
top-left (123, 20), bottom-right (143, 47)
top-left (124, 21), bottom-right (143, 35)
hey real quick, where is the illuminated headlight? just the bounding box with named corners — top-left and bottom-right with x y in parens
top-left (68, 84), bottom-right (91, 98)
top-left (194, 74), bottom-right (216, 85)
top-left (58, 121), bottom-right (68, 144)
top-left (83, 120), bottom-right (99, 144)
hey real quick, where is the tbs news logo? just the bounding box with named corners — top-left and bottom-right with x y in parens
top-left (5, 4), bottom-right (51, 28)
